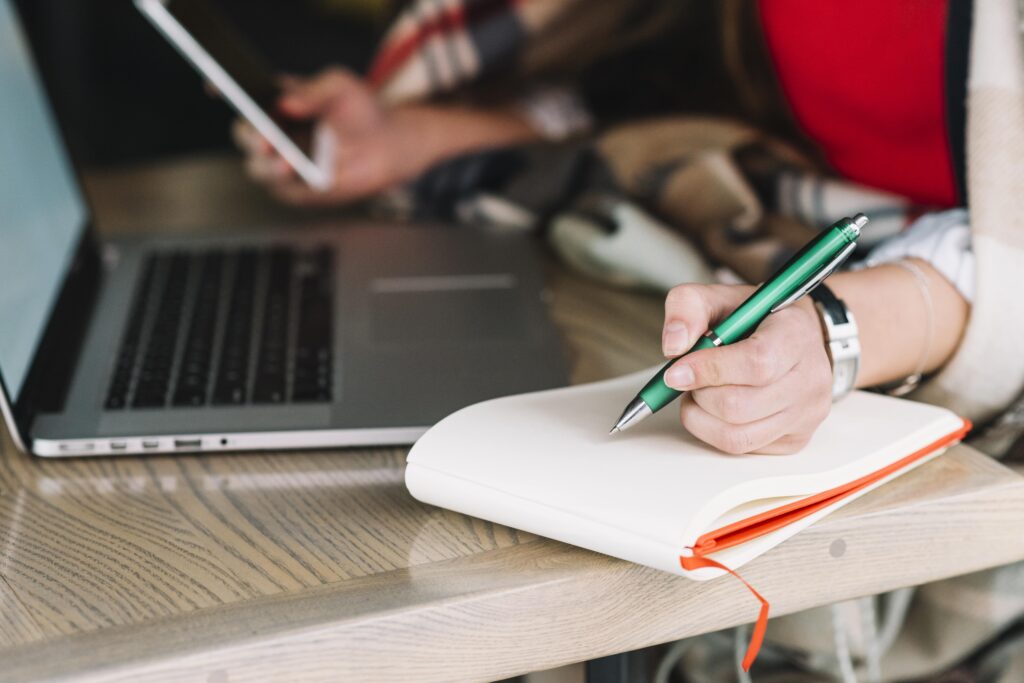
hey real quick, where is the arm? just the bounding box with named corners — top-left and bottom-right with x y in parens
top-left (234, 68), bottom-right (542, 206)
top-left (830, 260), bottom-right (969, 388)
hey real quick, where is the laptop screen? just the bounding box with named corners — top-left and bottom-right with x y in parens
top-left (0, 1), bottom-right (89, 401)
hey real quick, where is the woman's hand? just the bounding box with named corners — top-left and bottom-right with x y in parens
top-left (232, 67), bottom-right (539, 206)
top-left (233, 68), bottom-right (431, 205)
top-left (661, 284), bottom-right (834, 455)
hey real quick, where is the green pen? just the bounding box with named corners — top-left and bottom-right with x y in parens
top-left (610, 213), bottom-right (868, 434)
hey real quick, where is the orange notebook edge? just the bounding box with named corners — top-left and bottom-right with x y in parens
top-left (678, 417), bottom-right (971, 672)
top-left (683, 417), bottom-right (971, 562)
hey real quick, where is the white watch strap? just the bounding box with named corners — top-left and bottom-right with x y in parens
top-left (814, 295), bottom-right (860, 401)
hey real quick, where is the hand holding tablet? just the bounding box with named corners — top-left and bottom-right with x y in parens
top-left (137, 0), bottom-right (544, 206)
top-left (228, 68), bottom-right (431, 206)
top-left (135, 0), bottom-right (335, 190)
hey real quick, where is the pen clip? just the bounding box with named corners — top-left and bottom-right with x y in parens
top-left (770, 242), bottom-right (856, 313)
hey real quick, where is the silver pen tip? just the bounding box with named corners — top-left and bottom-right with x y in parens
top-left (611, 398), bottom-right (654, 434)
top-left (852, 213), bottom-right (869, 229)
top-left (609, 427), bottom-right (621, 435)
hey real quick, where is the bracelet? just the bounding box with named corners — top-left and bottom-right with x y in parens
top-left (886, 259), bottom-right (934, 396)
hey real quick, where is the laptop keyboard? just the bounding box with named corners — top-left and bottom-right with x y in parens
top-left (105, 246), bottom-right (334, 411)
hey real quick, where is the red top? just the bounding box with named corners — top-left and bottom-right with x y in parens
top-left (757, 0), bottom-right (956, 207)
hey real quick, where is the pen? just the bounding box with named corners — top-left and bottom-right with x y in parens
top-left (610, 213), bottom-right (868, 434)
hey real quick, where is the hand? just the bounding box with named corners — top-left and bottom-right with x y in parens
top-left (661, 284), bottom-right (834, 455)
top-left (232, 68), bottom-right (436, 206)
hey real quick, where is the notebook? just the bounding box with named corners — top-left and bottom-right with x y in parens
top-left (405, 369), bottom-right (970, 581)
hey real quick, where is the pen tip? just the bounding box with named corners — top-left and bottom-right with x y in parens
top-left (609, 426), bottom-right (620, 436)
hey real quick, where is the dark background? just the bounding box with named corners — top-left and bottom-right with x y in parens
top-left (14, 0), bottom-right (383, 167)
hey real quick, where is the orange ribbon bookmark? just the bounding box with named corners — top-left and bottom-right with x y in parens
top-left (676, 417), bottom-right (972, 670)
top-left (680, 552), bottom-right (769, 672)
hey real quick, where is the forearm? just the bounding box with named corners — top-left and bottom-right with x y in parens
top-left (390, 104), bottom-right (541, 174)
top-left (827, 259), bottom-right (970, 388)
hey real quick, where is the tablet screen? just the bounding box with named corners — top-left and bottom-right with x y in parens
top-left (162, 0), bottom-right (313, 155)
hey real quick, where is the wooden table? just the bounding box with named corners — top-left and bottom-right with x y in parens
top-left (3, 155), bottom-right (1024, 683)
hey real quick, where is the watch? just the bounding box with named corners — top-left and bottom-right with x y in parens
top-left (810, 284), bottom-right (860, 401)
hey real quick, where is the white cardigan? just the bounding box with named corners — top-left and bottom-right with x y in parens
top-left (915, 0), bottom-right (1024, 422)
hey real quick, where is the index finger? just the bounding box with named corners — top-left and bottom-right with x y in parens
top-left (663, 284), bottom-right (755, 356)
top-left (278, 68), bottom-right (363, 119)
top-left (664, 313), bottom-right (804, 390)
top-left (231, 119), bottom-right (273, 155)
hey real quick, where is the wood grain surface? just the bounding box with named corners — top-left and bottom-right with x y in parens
top-left (2, 155), bottom-right (1024, 683)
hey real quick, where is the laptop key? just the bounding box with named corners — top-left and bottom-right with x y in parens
top-left (212, 250), bottom-right (257, 405)
top-left (292, 247), bottom-right (333, 403)
top-left (132, 253), bottom-right (189, 408)
top-left (105, 255), bottom-right (157, 410)
top-left (173, 252), bottom-right (223, 406)
top-left (252, 248), bottom-right (292, 404)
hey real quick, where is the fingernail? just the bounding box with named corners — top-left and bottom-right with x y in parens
top-left (662, 321), bottom-right (689, 356)
top-left (665, 364), bottom-right (695, 389)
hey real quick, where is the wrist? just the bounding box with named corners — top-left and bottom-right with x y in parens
top-left (390, 104), bottom-right (539, 173)
top-left (793, 297), bottom-right (837, 392)
top-left (387, 106), bottom-right (452, 180)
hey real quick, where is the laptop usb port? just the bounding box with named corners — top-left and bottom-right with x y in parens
top-left (59, 442), bottom-right (95, 453)
top-left (174, 438), bottom-right (202, 449)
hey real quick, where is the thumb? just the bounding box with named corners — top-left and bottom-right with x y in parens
top-left (662, 283), bottom-right (755, 357)
top-left (278, 68), bottom-right (362, 120)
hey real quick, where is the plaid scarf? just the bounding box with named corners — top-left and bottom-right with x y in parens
top-left (369, 0), bottom-right (657, 104)
top-left (368, 0), bottom-right (573, 102)
top-left (368, 1), bottom-right (933, 286)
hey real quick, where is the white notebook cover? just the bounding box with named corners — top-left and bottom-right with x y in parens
top-left (406, 370), bottom-right (967, 580)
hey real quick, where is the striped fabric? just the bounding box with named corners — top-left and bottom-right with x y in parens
top-left (369, 0), bottom-right (561, 103)
top-left (863, 209), bottom-right (975, 302)
top-left (366, 0), bottom-right (643, 104)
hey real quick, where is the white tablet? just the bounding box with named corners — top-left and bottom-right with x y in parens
top-left (135, 0), bottom-right (334, 190)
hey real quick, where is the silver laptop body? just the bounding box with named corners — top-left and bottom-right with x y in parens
top-left (0, 1), bottom-right (567, 458)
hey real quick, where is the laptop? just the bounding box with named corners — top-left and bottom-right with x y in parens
top-left (0, 1), bottom-right (568, 458)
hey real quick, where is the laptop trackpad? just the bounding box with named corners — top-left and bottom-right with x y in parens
top-left (371, 275), bottom-right (526, 343)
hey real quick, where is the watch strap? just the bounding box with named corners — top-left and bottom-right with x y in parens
top-left (810, 284), bottom-right (860, 400)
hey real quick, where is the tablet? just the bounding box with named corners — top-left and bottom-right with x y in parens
top-left (136, 0), bottom-right (333, 190)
